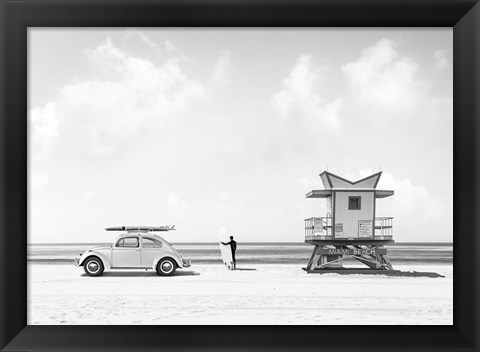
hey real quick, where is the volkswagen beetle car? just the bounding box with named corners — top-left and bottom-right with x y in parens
top-left (74, 226), bottom-right (191, 276)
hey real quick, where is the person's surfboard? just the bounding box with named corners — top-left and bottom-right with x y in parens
top-left (218, 227), bottom-right (234, 270)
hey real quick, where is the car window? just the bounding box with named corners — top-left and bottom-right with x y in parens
top-left (142, 237), bottom-right (161, 248)
top-left (123, 237), bottom-right (139, 248)
top-left (142, 237), bottom-right (162, 248)
top-left (115, 237), bottom-right (139, 248)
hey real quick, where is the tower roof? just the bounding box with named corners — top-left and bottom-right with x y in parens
top-left (319, 171), bottom-right (382, 190)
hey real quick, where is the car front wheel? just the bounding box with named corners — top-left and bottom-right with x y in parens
top-left (83, 257), bottom-right (104, 277)
top-left (156, 258), bottom-right (176, 276)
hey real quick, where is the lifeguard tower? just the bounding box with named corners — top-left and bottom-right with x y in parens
top-left (303, 171), bottom-right (394, 273)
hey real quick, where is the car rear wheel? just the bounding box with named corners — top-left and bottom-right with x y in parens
top-left (83, 257), bottom-right (104, 277)
top-left (156, 258), bottom-right (176, 276)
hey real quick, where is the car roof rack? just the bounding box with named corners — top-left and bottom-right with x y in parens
top-left (105, 225), bottom-right (176, 233)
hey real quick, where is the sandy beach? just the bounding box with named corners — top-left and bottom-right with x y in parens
top-left (28, 263), bottom-right (452, 325)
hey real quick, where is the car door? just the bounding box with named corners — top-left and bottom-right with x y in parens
top-left (111, 236), bottom-right (141, 267)
top-left (140, 237), bottom-right (163, 267)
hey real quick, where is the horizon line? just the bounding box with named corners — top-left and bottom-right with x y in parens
top-left (28, 241), bottom-right (454, 245)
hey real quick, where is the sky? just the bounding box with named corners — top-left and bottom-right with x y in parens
top-left (28, 28), bottom-right (453, 243)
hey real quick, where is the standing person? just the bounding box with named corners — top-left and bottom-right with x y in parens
top-left (221, 236), bottom-right (237, 269)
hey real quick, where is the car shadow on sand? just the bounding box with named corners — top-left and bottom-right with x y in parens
top-left (81, 270), bottom-right (200, 277)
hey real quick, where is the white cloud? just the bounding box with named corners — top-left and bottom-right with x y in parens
top-left (217, 192), bottom-right (231, 202)
top-left (354, 169), bottom-right (450, 221)
top-left (165, 39), bottom-right (176, 53)
top-left (82, 189), bottom-right (95, 199)
top-left (29, 102), bottom-right (59, 162)
top-left (54, 38), bottom-right (239, 159)
top-left (59, 37), bottom-right (207, 156)
top-left (433, 49), bottom-right (449, 70)
top-left (341, 39), bottom-right (424, 110)
top-left (124, 30), bottom-right (160, 51)
top-left (379, 174), bottom-right (446, 221)
top-left (343, 169), bottom-right (452, 241)
top-left (273, 55), bottom-right (342, 130)
top-left (239, 197), bottom-right (247, 207)
top-left (211, 51), bottom-right (232, 86)
top-left (86, 37), bottom-right (137, 72)
top-left (29, 102), bottom-right (59, 188)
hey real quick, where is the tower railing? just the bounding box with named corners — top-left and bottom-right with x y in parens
top-left (305, 216), bottom-right (393, 241)
top-left (375, 217), bottom-right (393, 238)
top-left (305, 217), bottom-right (333, 240)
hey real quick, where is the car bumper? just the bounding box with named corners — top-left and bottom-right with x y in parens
top-left (74, 257), bottom-right (80, 267)
top-left (182, 259), bottom-right (191, 268)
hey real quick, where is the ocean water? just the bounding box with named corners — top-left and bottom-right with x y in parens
top-left (28, 242), bottom-right (452, 265)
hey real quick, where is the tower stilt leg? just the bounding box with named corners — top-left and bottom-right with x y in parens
top-left (305, 245), bottom-right (319, 271)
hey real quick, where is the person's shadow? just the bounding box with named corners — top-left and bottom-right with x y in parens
top-left (233, 268), bottom-right (257, 271)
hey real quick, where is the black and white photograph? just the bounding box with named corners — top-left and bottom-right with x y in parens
top-left (28, 28), bottom-right (453, 325)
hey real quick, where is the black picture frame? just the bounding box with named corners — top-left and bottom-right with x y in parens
top-left (1, 0), bottom-right (479, 351)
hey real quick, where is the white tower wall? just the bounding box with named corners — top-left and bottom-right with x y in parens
top-left (334, 191), bottom-right (374, 238)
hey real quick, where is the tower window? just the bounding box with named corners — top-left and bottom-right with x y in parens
top-left (348, 196), bottom-right (361, 210)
